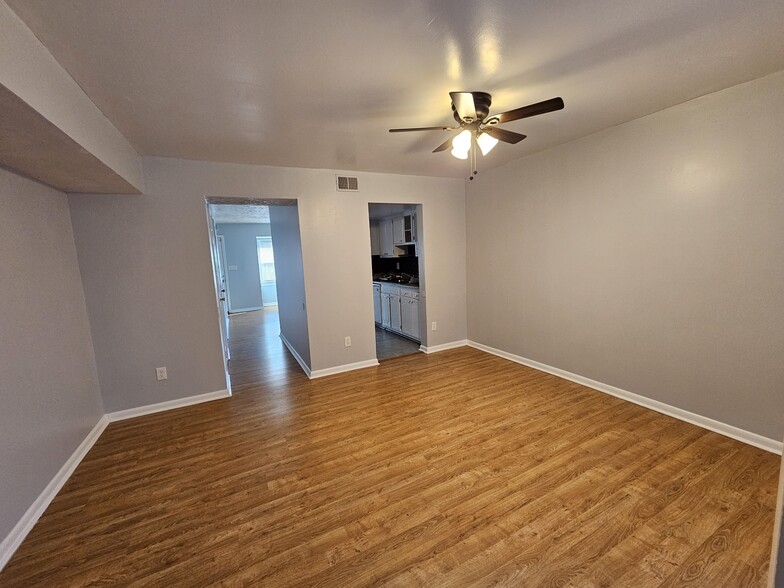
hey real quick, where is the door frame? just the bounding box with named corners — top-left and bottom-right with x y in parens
top-left (216, 235), bottom-right (233, 313)
top-left (368, 202), bottom-right (428, 361)
top-left (204, 202), bottom-right (233, 395)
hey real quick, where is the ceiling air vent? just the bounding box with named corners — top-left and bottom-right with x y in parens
top-left (336, 175), bottom-right (359, 191)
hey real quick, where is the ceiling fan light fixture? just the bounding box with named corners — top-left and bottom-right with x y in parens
top-left (452, 129), bottom-right (472, 151)
top-left (477, 132), bottom-right (499, 156)
top-left (450, 129), bottom-right (472, 159)
top-left (450, 147), bottom-right (469, 160)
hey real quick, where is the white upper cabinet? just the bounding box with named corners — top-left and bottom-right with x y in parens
top-left (403, 213), bottom-right (416, 243)
top-left (370, 222), bottom-right (381, 255)
top-left (392, 216), bottom-right (405, 245)
top-left (379, 218), bottom-right (406, 257)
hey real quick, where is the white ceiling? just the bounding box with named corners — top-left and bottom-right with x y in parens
top-left (8, 0), bottom-right (784, 178)
top-left (211, 204), bottom-right (269, 224)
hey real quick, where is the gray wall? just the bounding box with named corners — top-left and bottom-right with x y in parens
top-left (269, 205), bottom-right (311, 367)
top-left (216, 223), bottom-right (270, 312)
top-left (0, 167), bottom-right (103, 543)
top-left (466, 71), bottom-right (784, 441)
top-left (69, 157), bottom-right (465, 410)
top-left (68, 189), bottom-right (228, 413)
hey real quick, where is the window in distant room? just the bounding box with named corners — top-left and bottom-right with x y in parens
top-left (256, 236), bottom-right (278, 306)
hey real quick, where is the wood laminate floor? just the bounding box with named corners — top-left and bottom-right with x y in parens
top-left (1, 309), bottom-right (780, 586)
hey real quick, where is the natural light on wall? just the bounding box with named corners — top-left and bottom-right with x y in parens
top-left (256, 236), bottom-right (278, 307)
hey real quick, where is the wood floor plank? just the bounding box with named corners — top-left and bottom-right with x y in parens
top-left (0, 308), bottom-right (779, 586)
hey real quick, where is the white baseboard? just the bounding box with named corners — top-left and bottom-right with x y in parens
top-left (0, 415), bottom-right (109, 571)
top-left (280, 333), bottom-right (312, 378)
top-left (420, 339), bottom-right (468, 354)
top-left (228, 306), bottom-right (263, 314)
top-left (106, 389), bottom-right (231, 422)
top-left (467, 341), bottom-right (783, 455)
top-left (310, 359), bottom-right (380, 379)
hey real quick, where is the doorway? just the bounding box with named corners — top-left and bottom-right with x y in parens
top-left (369, 203), bottom-right (426, 361)
top-left (205, 198), bottom-right (311, 390)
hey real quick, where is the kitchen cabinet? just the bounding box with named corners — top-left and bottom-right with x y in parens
top-left (403, 213), bottom-right (416, 243)
top-left (389, 293), bottom-right (402, 332)
top-left (370, 222), bottom-right (381, 256)
top-left (373, 283), bottom-right (381, 324)
top-left (401, 290), bottom-right (420, 340)
top-left (380, 292), bottom-right (391, 328)
top-left (378, 283), bottom-right (419, 342)
top-left (392, 216), bottom-right (405, 245)
top-left (392, 213), bottom-right (416, 245)
top-left (379, 219), bottom-right (403, 257)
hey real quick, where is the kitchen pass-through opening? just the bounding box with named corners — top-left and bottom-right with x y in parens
top-left (368, 203), bottom-right (426, 360)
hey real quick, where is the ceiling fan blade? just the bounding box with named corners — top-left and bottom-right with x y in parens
top-left (389, 125), bottom-right (452, 133)
top-left (449, 92), bottom-right (477, 122)
top-left (432, 136), bottom-right (454, 153)
top-left (484, 127), bottom-right (527, 144)
top-left (492, 97), bottom-right (564, 124)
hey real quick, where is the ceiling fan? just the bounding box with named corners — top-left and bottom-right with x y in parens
top-left (389, 92), bottom-right (564, 176)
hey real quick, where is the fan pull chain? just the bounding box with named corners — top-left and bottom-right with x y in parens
top-left (469, 139), bottom-right (478, 181)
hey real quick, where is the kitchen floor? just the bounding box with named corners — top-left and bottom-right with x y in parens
top-left (375, 326), bottom-right (421, 360)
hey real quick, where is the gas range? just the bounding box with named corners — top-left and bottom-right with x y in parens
top-left (375, 272), bottom-right (419, 285)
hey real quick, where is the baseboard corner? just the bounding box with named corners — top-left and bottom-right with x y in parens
top-left (310, 358), bottom-right (380, 379)
top-left (420, 339), bottom-right (469, 354)
top-left (0, 414), bottom-right (109, 571)
top-left (279, 333), bottom-right (312, 378)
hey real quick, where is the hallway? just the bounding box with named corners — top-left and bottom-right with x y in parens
top-left (226, 309), bottom-right (303, 390)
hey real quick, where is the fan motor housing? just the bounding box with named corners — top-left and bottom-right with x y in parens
top-left (452, 91), bottom-right (492, 124)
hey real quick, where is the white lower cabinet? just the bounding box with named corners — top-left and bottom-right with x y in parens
top-left (373, 283), bottom-right (382, 324)
top-left (380, 292), bottom-right (391, 328)
top-left (378, 283), bottom-right (420, 342)
top-left (401, 296), bottom-right (420, 340)
top-left (389, 294), bottom-right (402, 332)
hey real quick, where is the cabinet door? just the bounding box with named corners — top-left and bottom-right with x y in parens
top-left (370, 223), bottom-right (381, 256)
top-left (392, 216), bottom-right (405, 245)
top-left (389, 294), bottom-right (402, 332)
top-left (373, 287), bottom-right (382, 324)
top-left (380, 220), bottom-right (394, 255)
top-left (381, 293), bottom-right (391, 328)
top-left (401, 297), bottom-right (421, 341)
top-left (409, 298), bottom-right (420, 339)
top-left (403, 214), bottom-right (415, 243)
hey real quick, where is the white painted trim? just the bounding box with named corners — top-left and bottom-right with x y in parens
top-left (228, 306), bottom-right (263, 314)
top-left (106, 389), bottom-right (231, 422)
top-left (310, 359), bottom-right (380, 379)
top-left (467, 341), bottom-right (783, 455)
top-left (0, 415), bottom-right (109, 571)
top-left (280, 333), bottom-right (311, 378)
top-left (419, 340), bottom-right (468, 354)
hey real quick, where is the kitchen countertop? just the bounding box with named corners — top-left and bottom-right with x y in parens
top-left (373, 280), bottom-right (419, 289)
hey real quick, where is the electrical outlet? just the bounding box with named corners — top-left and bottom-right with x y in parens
top-left (344, 336), bottom-right (352, 347)
top-left (431, 321), bottom-right (437, 331)
top-left (156, 367), bottom-right (168, 381)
